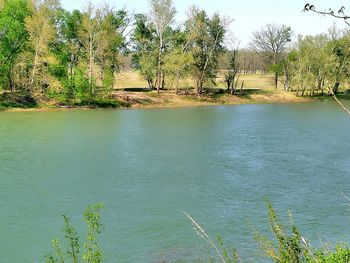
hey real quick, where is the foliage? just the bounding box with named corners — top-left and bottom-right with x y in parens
top-left (253, 202), bottom-right (308, 262)
top-left (46, 203), bottom-right (104, 263)
top-left (131, 13), bottom-right (158, 89)
top-left (0, 0), bottom-right (129, 105)
top-left (186, 200), bottom-right (350, 263)
top-left (253, 202), bottom-right (350, 263)
top-left (185, 8), bottom-right (227, 94)
top-left (149, 0), bottom-right (176, 91)
top-left (281, 33), bottom-right (347, 95)
top-left (216, 236), bottom-right (241, 263)
top-left (0, 0), bottom-right (30, 91)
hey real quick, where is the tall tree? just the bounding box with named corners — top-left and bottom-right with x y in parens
top-left (148, 0), bottom-right (176, 92)
top-left (163, 29), bottom-right (193, 93)
top-left (54, 8), bottom-right (83, 98)
top-left (78, 2), bottom-right (104, 95)
top-left (97, 7), bottom-right (131, 91)
top-left (131, 13), bottom-right (158, 89)
top-left (0, 0), bottom-right (30, 92)
top-left (185, 8), bottom-right (227, 94)
top-left (18, 0), bottom-right (59, 97)
top-left (250, 24), bottom-right (292, 89)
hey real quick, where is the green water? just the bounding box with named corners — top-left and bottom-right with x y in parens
top-left (1, 102), bottom-right (350, 262)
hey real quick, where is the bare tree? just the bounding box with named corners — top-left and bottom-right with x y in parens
top-left (237, 49), bottom-right (264, 74)
top-left (148, 0), bottom-right (176, 93)
top-left (250, 24), bottom-right (292, 89)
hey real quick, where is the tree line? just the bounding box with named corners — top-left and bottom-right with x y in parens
top-left (0, 0), bottom-right (133, 105)
top-left (0, 0), bottom-right (349, 108)
top-left (251, 23), bottom-right (350, 95)
top-left (0, 0), bottom-right (229, 105)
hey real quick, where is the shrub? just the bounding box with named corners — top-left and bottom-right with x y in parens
top-left (46, 203), bottom-right (104, 263)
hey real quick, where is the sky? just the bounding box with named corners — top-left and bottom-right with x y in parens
top-left (60, 0), bottom-right (349, 47)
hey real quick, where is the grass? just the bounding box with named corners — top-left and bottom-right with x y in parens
top-left (115, 70), bottom-right (276, 91)
top-left (114, 70), bottom-right (148, 89)
top-left (216, 72), bottom-right (276, 90)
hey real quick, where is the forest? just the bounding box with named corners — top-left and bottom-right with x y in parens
top-left (0, 0), bottom-right (350, 110)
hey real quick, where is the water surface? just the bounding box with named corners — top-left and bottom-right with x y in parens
top-left (0, 102), bottom-right (350, 262)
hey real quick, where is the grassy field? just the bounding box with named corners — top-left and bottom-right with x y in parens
top-left (109, 70), bottom-right (311, 109)
top-left (115, 71), bottom-right (277, 90)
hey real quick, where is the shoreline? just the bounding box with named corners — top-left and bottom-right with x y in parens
top-left (1, 90), bottom-right (317, 112)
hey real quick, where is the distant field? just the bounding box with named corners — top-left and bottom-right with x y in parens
top-left (115, 70), bottom-right (276, 90)
top-left (114, 71), bottom-right (148, 89)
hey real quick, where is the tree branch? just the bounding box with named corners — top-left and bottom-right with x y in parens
top-left (303, 4), bottom-right (350, 27)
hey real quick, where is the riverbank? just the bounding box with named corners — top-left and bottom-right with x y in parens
top-left (0, 89), bottom-right (314, 112)
top-left (114, 88), bottom-right (313, 109)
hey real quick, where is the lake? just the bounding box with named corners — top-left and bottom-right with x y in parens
top-left (1, 101), bottom-right (350, 262)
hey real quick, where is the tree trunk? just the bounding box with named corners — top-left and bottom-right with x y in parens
top-left (197, 29), bottom-right (223, 95)
top-left (175, 71), bottom-right (180, 94)
top-left (30, 51), bottom-right (39, 95)
top-left (8, 69), bottom-right (14, 93)
top-left (230, 82), bottom-right (235, 95)
top-left (333, 82), bottom-right (340, 95)
top-left (88, 32), bottom-right (94, 95)
top-left (161, 72), bottom-right (165, 90)
top-left (284, 77), bottom-right (289, 91)
top-left (240, 80), bottom-right (244, 93)
top-left (321, 79), bottom-right (325, 95)
top-left (274, 72), bottom-right (278, 90)
top-left (226, 80), bottom-right (231, 91)
top-left (156, 34), bottom-right (163, 93)
top-left (196, 79), bottom-right (202, 95)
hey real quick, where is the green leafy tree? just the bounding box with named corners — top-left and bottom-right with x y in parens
top-left (0, 0), bottom-right (30, 92)
top-left (289, 34), bottom-right (338, 96)
top-left (17, 0), bottom-right (60, 98)
top-left (185, 8), bottom-right (227, 94)
top-left (52, 8), bottom-right (83, 99)
top-left (132, 13), bottom-right (158, 89)
top-left (279, 50), bottom-right (298, 91)
top-left (97, 7), bottom-right (131, 93)
top-left (162, 29), bottom-right (193, 92)
top-left (78, 3), bottom-right (105, 96)
top-left (148, 0), bottom-right (176, 92)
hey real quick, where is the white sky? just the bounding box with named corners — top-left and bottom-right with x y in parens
top-left (60, 0), bottom-right (349, 47)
